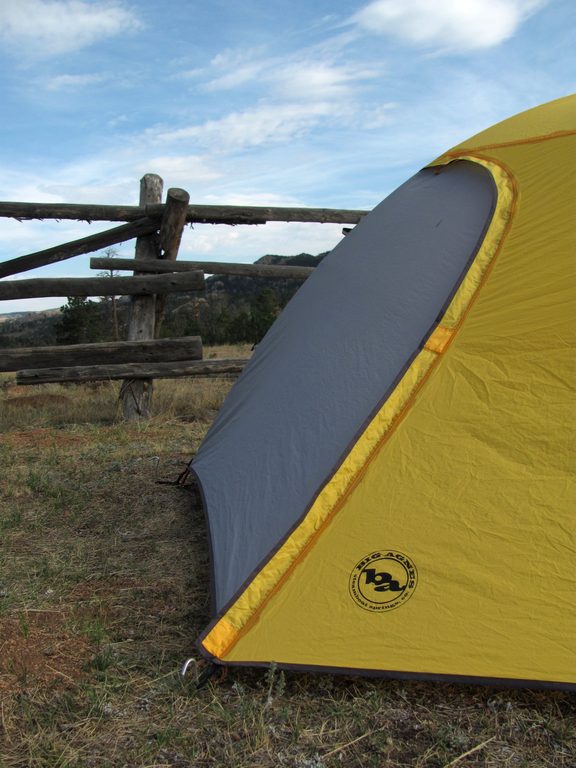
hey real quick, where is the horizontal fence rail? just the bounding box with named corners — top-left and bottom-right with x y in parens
top-left (0, 337), bottom-right (202, 372)
top-left (90, 256), bottom-right (316, 279)
top-left (0, 201), bottom-right (369, 226)
top-left (0, 271), bottom-right (205, 300)
top-left (0, 219), bottom-right (158, 280)
top-left (16, 358), bottom-right (248, 385)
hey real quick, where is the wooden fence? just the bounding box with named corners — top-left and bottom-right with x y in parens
top-left (0, 173), bottom-right (368, 419)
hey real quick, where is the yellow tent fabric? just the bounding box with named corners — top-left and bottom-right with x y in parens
top-left (200, 96), bottom-right (576, 688)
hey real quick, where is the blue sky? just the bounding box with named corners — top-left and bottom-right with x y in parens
top-left (0, 0), bottom-right (574, 313)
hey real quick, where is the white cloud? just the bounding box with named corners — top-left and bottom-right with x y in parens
top-left (351, 0), bottom-right (547, 51)
top-left (152, 101), bottom-right (344, 152)
top-left (200, 47), bottom-right (268, 91)
top-left (45, 73), bottom-right (108, 91)
top-left (361, 102), bottom-right (397, 129)
top-left (166, 51), bottom-right (382, 152)
top-left (107, 114), bottom-right (129, 128)
top-left (210, 48), bottom-right (266, 71)
top-left (134, 155), bottom-right (222, 186)
top-left (187, 45), bottom-right (380, 104)
top-left (178, 47), bottom-right (267, 90)
top-left (0, 0), bottom-right (142, 58)
top-left (272, 61), bottom-right (380, 101)
top-left (202, 64), bottom-right (265, 92)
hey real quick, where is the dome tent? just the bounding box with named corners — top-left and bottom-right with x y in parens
top-left (190, 95), bottom-right (576, 689)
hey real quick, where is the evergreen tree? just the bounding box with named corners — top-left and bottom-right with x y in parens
top-left (56, 297), bottom-right (104, 345)
top-left (250, 288), bottom-right (280, 343)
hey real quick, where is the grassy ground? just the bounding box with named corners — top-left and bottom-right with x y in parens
top-left (0, 345), bottom-right (250, 430)
top-left (0, 348), bottom-right (574, 767)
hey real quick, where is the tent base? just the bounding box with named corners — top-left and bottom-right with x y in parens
top-left (196, 647), bottom-right (576, 691)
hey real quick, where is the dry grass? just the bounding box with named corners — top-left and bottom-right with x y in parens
top-left (0, 349), bottom-right (574, 767)
top-left (0, 345), bottom-right (251, 430)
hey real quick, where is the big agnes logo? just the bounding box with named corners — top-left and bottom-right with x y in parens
top-left (349, 550), bottom-right (418, 612)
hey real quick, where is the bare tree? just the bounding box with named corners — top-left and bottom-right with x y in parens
top-left (98, 247), bottom-right (121, 340)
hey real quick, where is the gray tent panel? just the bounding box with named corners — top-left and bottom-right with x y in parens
top-left (192, 160), bottom-right (496, 612)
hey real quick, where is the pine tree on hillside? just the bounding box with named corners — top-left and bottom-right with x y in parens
top-left (56, 297), bottom-right (104, 345)
top-left (250, 288), bottom-right (280, 343)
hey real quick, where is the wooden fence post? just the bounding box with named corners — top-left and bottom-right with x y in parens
top-left (120, 174), bottom-right (163, 420)
top-left (155, 187), bottom-right (190, 335)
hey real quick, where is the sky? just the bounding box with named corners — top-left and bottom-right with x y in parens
top-left (0, 0), bottom-right (574, 313)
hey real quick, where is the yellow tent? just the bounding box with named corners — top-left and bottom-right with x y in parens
top-left (192, 96), bottom-right (576, 689)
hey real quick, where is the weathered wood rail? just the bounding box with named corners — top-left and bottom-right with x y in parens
top-left (0, 201), bottom-right (367, 225)
top-left (0, 337), bottom-right (202, 372)
top-left (0, 219), bottom-right (157, 280)
top-left (17, 358), bottom-right (247, 386)
top-left (0, 271), bottom-right (204, 300)
top-left (0, 173), bottom-right (368, 418)
top-left (90, 256), bottom-right (316, 280)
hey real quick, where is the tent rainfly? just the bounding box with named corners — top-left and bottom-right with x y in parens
top-left (190, 95), bottom-right (576, 689)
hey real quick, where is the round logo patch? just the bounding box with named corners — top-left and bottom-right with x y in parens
top-left (349, 550), bottom-right (418, 612)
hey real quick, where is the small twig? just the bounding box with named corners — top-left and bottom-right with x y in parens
top-left (322, 726), bottom-right (386, 758)
top-left (443, 736), bottom-right (496, 767)
top-left (46, 665), bottom-right (76, 683)
top-left (14, 608), bottom-right (63, 613)
top-left (137, 670), bottom-right (180, 688)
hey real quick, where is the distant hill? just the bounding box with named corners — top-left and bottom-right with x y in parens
top-left (0, 312), bottom-right (28, 324)
top-left (0, 308), bottom-right (60, 324)
top-left (0, 253), bottom-right (327, 348)
top-left (0, 308), bottom-right (62, 348)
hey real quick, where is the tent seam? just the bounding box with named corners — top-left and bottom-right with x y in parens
top-left (441, 127), bottom-right (576, 154)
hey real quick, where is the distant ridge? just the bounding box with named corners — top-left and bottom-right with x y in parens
top-left (0, 308), bottom-right (60, 323)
